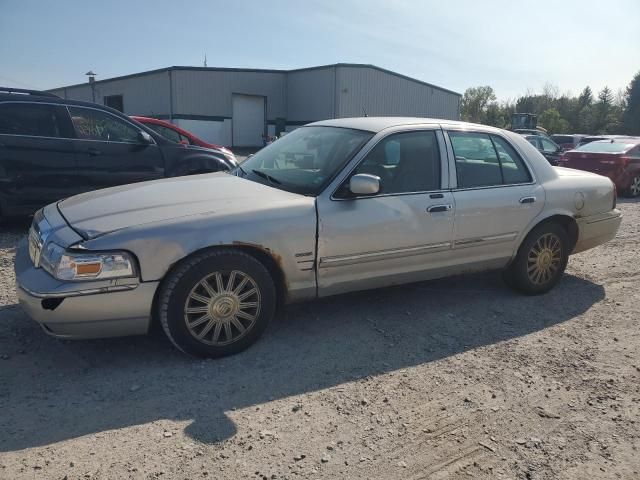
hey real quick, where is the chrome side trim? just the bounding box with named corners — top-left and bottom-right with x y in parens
top-left (584, 212), bottom-right (622, 225)
top-left (454, 232), bottom-right (518, 248)
top-left (319, 242), bottom-right (451, 268)
top-left (18, 283), bottom-right (138, 299)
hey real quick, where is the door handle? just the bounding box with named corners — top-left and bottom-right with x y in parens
top-left (87, 148), bottom-right (101, 156)
top-left (519, 196), bottom-right (536, 204)
top-left (427, 204), bottom-right (452, 213)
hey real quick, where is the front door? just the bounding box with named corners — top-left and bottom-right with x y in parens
top-left (0, 101), bottom-right (78, 214)
top-left (67, 105), bottom-right (164, 192)
top-left (446, 130), bottom-right (544, 266)
top-left (316, 129), bottom-right (455, 297)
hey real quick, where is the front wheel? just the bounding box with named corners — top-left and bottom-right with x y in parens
top-left (504, 223), bottom-right (569, 295)
top-left (158, 249), bottom-right (276, 358)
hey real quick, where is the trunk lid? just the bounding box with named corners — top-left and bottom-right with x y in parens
top-left (561, 151), bottom-right (624, 175)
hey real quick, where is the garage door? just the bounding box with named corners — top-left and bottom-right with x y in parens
top-left (232, 94), bottom-right (265, 147)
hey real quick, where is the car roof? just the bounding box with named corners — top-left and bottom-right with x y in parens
top-left (131, 115), bottom-right (170, 125)
top-left (0, 91), bottom-right (130, 114)
top-left (308, 117), bottom-right (498, 133)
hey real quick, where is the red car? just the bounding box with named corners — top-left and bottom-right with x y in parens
top-left (131, 116), bottom-right (237, 165)
top-left (559, 138), bottom-right (640, 197)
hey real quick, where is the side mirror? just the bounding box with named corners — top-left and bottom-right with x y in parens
top-left (349, 173), bottom-right (380, 196)
top-left (138, 130), bottom-right (153, 144)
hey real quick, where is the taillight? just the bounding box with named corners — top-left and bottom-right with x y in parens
top-left (619, 156), bottom-right (631, 166)
top-left (612, 181), bottom-right (617, 209)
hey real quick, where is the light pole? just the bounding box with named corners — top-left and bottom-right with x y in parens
top-left (85, 71), bottom-right (96, 103)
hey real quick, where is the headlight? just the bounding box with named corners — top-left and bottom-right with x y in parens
top-left (40, 243), bottom-right (135, 281)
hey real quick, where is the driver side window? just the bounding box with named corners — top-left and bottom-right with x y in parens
top-left (351, 131), bottom-right (441, 195)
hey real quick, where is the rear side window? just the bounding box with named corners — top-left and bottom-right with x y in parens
top-left (0, 103), bottom-right (62, 137)
top-left (449, 131), bottom-right (531, 188)
top-left (68, 106), bottom-right (140, 143)
top-left (575, 141), bottom-right (637, 154)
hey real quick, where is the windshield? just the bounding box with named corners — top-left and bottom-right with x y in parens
top-left (235, 126), bottom-right (373, 195)
top-left (575, 141), bottom-right (636, 153)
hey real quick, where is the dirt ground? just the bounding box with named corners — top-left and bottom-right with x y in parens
top-left (0, 200), bottom-right (638, 480)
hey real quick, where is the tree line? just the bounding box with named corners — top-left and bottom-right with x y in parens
top-left (460, 71), bottom-right (640, 136)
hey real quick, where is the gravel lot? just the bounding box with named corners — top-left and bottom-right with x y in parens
top-left (0, 200), bottom-right (638, 480)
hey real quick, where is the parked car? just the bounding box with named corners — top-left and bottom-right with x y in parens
top-left (0, 88), bottom-right (231, 218)
top-left (524, 134), bottom-right (563, 165)
top-left (559, 138), bottom-right (640, 197)
top-left (550, 134), bottom-right (587, 151)
top-left (131, 116), bottom-right (237, 167)
top-left (16, 118), bottom-right (621, 358)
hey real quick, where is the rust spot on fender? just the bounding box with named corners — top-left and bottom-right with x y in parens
top-left (231, 241), bottom-right (289, 298)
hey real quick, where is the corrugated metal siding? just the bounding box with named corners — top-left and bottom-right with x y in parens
top-left (336, 66), bottom-right (460, 120)
top-left (173, 70), bottom-right (286, 120)
top-left (286, 67), bottom-right (335, 122)
top-left (48, 72), bottom-right (171, 116)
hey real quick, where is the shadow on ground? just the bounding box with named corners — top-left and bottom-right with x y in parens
top-left (0, 271), bottom-right (604, 452)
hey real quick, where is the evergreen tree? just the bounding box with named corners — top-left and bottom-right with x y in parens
top-left (578, 86), bottom-right (593, 107)
top-left (622, 71), bottom-right (640, 135)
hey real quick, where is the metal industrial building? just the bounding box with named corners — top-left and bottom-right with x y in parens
top-left (49, 63), bottom-right (461, 147)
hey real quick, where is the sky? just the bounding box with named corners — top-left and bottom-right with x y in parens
top-left (1, 0), bottom-right (638, 101)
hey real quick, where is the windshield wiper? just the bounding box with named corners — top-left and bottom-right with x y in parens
top-left (251, 169), bottom-right (282, 185)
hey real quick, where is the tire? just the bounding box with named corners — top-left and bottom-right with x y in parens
top-left (505, 223), bottom-right (569, 295)
top-left (625, 175), bottom-right (640, 198)
top-left (158, 248), bottom-right (276, 358)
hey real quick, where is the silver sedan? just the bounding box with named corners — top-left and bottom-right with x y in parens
top-left (15, 118), bottom-right (622, 357)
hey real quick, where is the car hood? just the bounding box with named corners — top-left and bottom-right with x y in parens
top-left (58, 173), bottom-right (306, 239)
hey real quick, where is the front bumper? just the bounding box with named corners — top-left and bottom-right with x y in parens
top-left (573, 209), bottom-right (622, 254)
top-left (14, 238), bottom-right (158, 339)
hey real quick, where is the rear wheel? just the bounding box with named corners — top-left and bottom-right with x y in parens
top-left (159, 249), bottom-right (276, 358)
top-left (626, 175), bottom-right (640, 197)
top-left (504, 223), bottom-right (569, 295)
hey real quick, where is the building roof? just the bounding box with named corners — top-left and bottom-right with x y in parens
top-left (48, 63), bottom-right (461, 97)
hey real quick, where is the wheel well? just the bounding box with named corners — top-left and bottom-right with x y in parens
top-left (232, 244), bottom-right (287, 308)
top-left (148, 244), bottom-right (287, 334)
top-left (534, 215), bottom-right (579, 251)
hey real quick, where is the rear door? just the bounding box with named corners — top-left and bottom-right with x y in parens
top-left (67, 105), bottom-right (164, 191)
top-left (445, 130), bottom-right (544, 265)
top-left (0, 101), bottom-right (77, 214)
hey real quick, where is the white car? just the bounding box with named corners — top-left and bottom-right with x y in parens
top-left (16, 118), bottom-right (622, 358)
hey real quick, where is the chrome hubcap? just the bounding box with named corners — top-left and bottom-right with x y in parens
top-left (527, 233), bottom-right (562, 285)
top-left (184, 271), bottom-right (261, 346)
top-left (630, 176), bottom-right (640, 197)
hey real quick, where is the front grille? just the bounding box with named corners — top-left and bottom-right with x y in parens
top-left (28, 210), bottom-right (52, 269)
top-left (28, 225), bottom-right (43, 267)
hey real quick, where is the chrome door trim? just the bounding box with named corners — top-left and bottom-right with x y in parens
top-left (319, 241), bottom-right (452, 268)
top-left (453, 232), bottom-right (518, 249)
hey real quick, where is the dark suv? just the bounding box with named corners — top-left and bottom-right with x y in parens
top-left (0, 88), bottom-right (231, 218)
